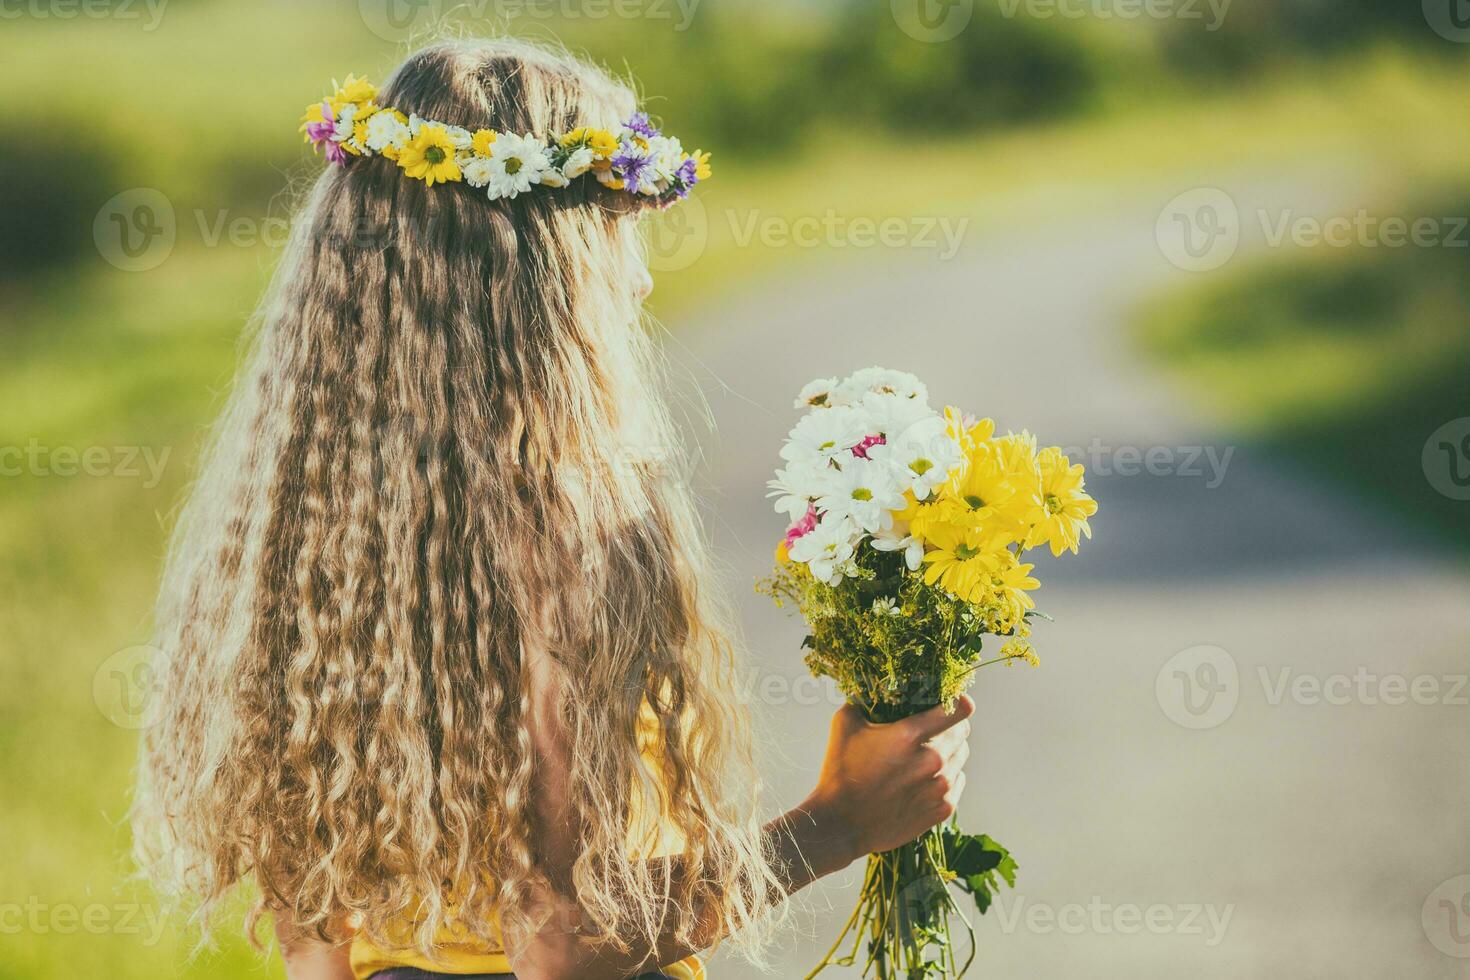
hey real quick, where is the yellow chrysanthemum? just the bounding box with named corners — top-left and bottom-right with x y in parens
top-left (471, 129), bottom-right (498, 157)
top-left (930, 440), bottom-right (1031, 543)
top-left (993, 429), bottom-right (1045, 524)
top-left (562, 126), bottom-right (619, 158)
top-left (1024, 447), bottom-right (1098, 556)
top-left (396, 125), bottom-right (462, 187)
top-left (919, 521), bottom-right (1007, 602)
top-left (981, 551), bottom-right (1040, 632)
top-left (944, 408), bottom-right (994, 454)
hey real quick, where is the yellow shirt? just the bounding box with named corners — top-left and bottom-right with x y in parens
top-left (350, 705), bottom-right (703, 979)
top-left (349, 922), bottom-right (704, 979)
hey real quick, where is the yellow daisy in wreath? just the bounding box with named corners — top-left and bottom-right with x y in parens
top-left (333, 74), bottom-right (377, 108)
top-left (1025, 447), bottom-right (1098, 556)
top-left (690, 149), bottom-right (712, 181)
top-left (397, 124), bottom-right (462, 186)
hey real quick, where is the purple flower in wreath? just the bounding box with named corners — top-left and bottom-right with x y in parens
top-left (623, 111), bottom-right (660, 139)
top-left (306, 100), bottom-right (349, 165)
top-left (612, 142), bottom-right (655, 194)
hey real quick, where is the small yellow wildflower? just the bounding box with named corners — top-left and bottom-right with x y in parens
top-left (471, 129), bottom-right (498, 157)
top-left (1002, 638), bottom-right (1040, 668)
top-left (562, 126), bottom-right (618, 158)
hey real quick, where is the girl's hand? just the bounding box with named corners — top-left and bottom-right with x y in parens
top-left (801, 696), bottom-right (975, 863)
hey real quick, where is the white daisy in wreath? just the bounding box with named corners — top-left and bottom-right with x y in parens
top-left (486, 132), bottom-right (552, 200)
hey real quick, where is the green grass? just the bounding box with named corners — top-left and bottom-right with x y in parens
top-left (1135, 191), bottom-right (1470, 551)
top-left (5, 9), bottom-right (1470, 976)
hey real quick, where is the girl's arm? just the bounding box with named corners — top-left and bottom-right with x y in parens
top-left (508, 647), bottom-right (974, 980)
top-left (273, 911), bottom-right (357, 980)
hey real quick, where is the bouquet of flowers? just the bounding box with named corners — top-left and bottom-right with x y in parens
top-left (759, 367), bottom-right (1097, 979)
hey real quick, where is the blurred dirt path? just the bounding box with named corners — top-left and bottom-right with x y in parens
top-left (665, 178), bottom-right (1470, 978)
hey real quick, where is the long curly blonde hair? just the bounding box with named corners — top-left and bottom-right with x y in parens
top-left (133, 37), bottom-right (780, 964)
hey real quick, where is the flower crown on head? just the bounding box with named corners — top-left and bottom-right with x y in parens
top-left (300, 74), bottom-right (711, 208)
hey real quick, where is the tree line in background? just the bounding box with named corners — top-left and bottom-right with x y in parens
top-left (3, 0), bottom-right (1460, 283)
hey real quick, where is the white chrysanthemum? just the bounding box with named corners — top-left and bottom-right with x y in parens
top-left (767, 458), bottom-right (833, 521)
top-left (871, 525), bottom-right (925, 571)
top-left (815, 459), bottom-right (905, 534)
top-left (364, 112), bottom-right (410, 152)
top-left (539, 169), bottom-right (570, 188)
top-left (794, 377), bottom-right (841, 409)
top-left (407, 113), bottom-right (428, 136)
top-left (645, 134), bottom-right (685, 189)
top-left (839, 367), bottom-right (929, 404)
top-left (869, 423), bottom-right (963, 500)
top-left (859, 390), bottom-right (936, 439)
top-left (485, 132), bottom-right (552, 200)
top-left (461, 155), bottom-right (496, 189)
top-left (332, 102), bottom-right (358, 141)
top-left (562, 146), bottom-right (596, 179)
top-left (443, 125), bottom-right (473, 150)
top-left (780, 405), bottom-right (868, 466)
top-left (788, 515), bottom-right (861, 585)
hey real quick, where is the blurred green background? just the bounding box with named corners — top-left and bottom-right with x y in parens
top-left (3, 1), bottom-right (1469, 978)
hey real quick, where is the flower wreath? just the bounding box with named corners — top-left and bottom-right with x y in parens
top-left (301, 74), bottom-right (710, 208)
